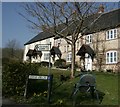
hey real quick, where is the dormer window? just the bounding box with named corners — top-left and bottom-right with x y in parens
top-left (106, 29), bottom-right (117, 40)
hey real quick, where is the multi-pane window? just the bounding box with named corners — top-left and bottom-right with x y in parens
top-left (106, 51), bottom-right (117, 64)
top-left (64, 46), bottom-right (66, 52)
top-left (54, 39), bottom-right (61, 47)
top-left (44, 53), bottom-right (49, 60)
top-left (86, 34), bottom-right (92, 44)
top-left (67, 45), bottom-right (70, 52)
top-left (64, 45), bottom-right (70, 52)
top-left (66, 52), bottom-right (72, 62)
top-left (57, 39), bottom-right (61, 44)
top-left (106, 29), bottom-right (117, 40)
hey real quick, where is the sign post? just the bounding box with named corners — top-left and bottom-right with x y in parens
top-left (24, 42), bottom-right (52, 103)
top-left (48, 42), bottom-right (52, 103)
top-left (35, 42), bottom-right (52, 103)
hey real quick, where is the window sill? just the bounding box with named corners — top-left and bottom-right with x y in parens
top-left (106, 62), bottom-right (117, 65)
top-left (106, 38), bottom-right (117, 41)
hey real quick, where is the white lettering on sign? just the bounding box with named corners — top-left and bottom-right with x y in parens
top-left (35, 44), bottom-right (49, 51)
top-left (29, 75), bottom-right (48, 80)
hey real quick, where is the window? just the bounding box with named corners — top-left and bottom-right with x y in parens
top-left (67, 45), bottom-right (70, 52)
top-left (64, 45), bottom-right (69, 52)
top-left (77, 41), bottom-right (79, 50)
top-left (57, 39), bottom-right (61, 44)
top-left (66, 52), bottom-right (72, 62)
top-left (106, 51), bottom-right (117, 64)
top-left (44, 53), bottom-right (49, 60)
top-left (64, 46), bottom-right (66, 52)
top-left (106, 29), bottom-right (117, 40)
top-left (86, 34), bottom-right (92, 44)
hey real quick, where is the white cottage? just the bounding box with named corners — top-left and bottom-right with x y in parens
top-left (23, 8), bottom-right (120, 72)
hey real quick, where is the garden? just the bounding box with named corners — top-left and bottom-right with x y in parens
top-left (2, 60), bottom-right (119, 106)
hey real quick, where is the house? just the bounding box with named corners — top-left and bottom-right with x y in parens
top-left (23, 32), bottom-right (55, 63)
top-left (23, 8), bottom-right (120, 72)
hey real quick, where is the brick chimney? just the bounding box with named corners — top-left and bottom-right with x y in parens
top-left (98, 4), bottom-right (104, 13)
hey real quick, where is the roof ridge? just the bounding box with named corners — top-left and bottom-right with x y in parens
top-left (102, 8), bottom-right (120, 15)
top-left (24, 8), bottom-right (120, 45)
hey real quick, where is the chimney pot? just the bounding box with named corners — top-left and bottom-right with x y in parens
top-left (98, 4), bottom-right (104, 13)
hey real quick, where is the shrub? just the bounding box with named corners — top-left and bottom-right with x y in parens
top-left (28, 91), bottom-right (48, 104)
top-left (106, 69), bottom-right (113, 72)
top-left (2, 61), bottom-right (40, 97)
top-left (54, 59), bottom-right (66, 68)
top-left (66, 63), bottom-right (78, 69)
top-left (40, 61), bottom-right (52, 67)
top-left (54, 99), bottom-right (65, 105)
top-left (2, 57), bottom-right (10, 66)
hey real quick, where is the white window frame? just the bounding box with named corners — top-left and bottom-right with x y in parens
top-left (64, 45), bottom-right (69, 53)
top-left (86, 34), bottom-right (92, 44)
top-left (77, 41), bottom-right (79, 50)
top-left (106, 51), bottom-right (117, 64)
top-left (106, 29), bottom-right (117, 40)
top-left (67, 45), bottom-right (70, 52)
top-left (57, 39), bottom-right (61, 44)
top-left (66, 52), bottom-right (72, 62)
top-left (64, 46), bottom-right (66, 52)
top-left (44, 53), bottom-right (49, 60)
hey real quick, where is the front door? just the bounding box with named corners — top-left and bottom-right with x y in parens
top-left (85, 53), bottom-right (92, 71)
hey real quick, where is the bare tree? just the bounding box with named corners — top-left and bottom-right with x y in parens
top-left (93, 32), bottom-right (106, 71)
top-left (20, 2), bottom-right (106, 78)
top-left (3, 39), bottom-right (23, 60)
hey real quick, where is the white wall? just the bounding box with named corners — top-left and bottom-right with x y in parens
top-left (23, 37), bottom-right (56, 63)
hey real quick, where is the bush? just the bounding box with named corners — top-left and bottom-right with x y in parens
top-left (28, 91), bottom-right (48, 104)
top-left (40, 61), bottom-right (52, 67)
top-left (2, 57), bottom-right (12, 67)
top-left (54, 59), bottom-right (66, 68)
top-left (66, 64), bottom-right (78, 68)
top-left (2, 61), bottom-right (40, 97)
top-left (106, 69), bottom-right (113, 72)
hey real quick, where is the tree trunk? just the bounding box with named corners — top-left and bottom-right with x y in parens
top-left (71, 42), bottom-right (76, 79)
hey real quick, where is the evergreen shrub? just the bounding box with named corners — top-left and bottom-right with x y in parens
top-left (40, 61), bottom-right (52, 67)
top-left (54, 59), bottom-right (66, 68)
top-left (2, 61), bottom-right (39, 97)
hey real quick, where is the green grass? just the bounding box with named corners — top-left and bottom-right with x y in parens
top-left (95, 72), bottom-right (118, 105)
top-left (27, 67), bottom-right (119, 105)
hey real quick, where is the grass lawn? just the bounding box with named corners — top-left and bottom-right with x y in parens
top-left (26, 67), bottom-right (119, 105)
top-left (32, 68), bottom-right (118, 105)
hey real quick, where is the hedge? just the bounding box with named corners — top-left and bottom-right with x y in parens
top-left (40, 61), bottom-right (52, 67)
top-left (2, 61), bottom-right (40, 97)
top-left (54, 59), bottom-right (66, 68)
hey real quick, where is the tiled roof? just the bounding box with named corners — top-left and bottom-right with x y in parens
top-left (50, 46), bottom-right (62, 55)
top-left (24, 32), bottom-right (54, 45)
top-left (25, 8), bottom-right (120, 45)
top-left (83, 8), bottom-right (120, 35)
top-left (26, 49), bottom-right (42, 56)
top-left (76, 44), bottom-right (95, 60)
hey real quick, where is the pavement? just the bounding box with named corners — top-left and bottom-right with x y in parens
top-left (1, 96), bottom-right (17, 107)
top-left (1, 96), bottom-right (47, 107)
